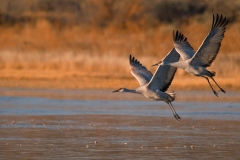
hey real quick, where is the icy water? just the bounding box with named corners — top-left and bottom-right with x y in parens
top-left (0, 88), bottom-right (240, 159)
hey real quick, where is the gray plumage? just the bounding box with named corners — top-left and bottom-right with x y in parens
top-left (129, 55), bottom-right (152, 86)
top-left (148, 48), bottom-right (180, 92)
top-left (159, 14), bottom-right (228, 97)
top-left (113, 49), bottom-right (181, 121)
top-left (191, 14), bottom-right (228, 67)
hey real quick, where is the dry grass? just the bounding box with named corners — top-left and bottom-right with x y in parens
top-left (0, 13), bottom-right (240, 90)
top-left (0, 52), bottom-right (239, 91)
top-left (0, 17), bottom-right (240, 55)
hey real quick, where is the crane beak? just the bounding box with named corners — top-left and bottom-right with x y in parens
top-left (152, 61), bottom-right (161, 67)
top-left (112, 89), bottom-right (119, 93)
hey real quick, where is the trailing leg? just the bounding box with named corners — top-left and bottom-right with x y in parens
top-left (167, 102), bottom-right (181, 121)
top-left (203, 76), bottom-right (218, 97)
top-left (210, 77), bottom-right (226, 93)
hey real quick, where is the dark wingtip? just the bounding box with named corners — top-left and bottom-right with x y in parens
top-left (173, 30), bottom-right (175, 41)
top-left (130, 54), bottom-right (135, 62)
top-left (130, 54), bottom-right (138, 64)
top-left (173, 30), bottom-right (178, 41)
top-left (174, 30), bottom-right (187, 43)
top-left (212, 14), bottom-right (215, 28)
top-left (175, 30), bottom-right (179, 41)
top-left (212, 13), bottom-right (228, 29)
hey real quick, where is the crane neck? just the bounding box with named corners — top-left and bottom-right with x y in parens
top-left (163, 60), bottom-right (187, 70)
top-left (123, 88), bottom-right (141, 94)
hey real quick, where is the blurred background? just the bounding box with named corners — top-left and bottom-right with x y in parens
top-left (0, 0), bottom-right (239, 90)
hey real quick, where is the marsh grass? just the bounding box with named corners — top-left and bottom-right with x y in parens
top-left (0, 2), bottom-right (240, 90)
top-left (0, 50), bottom-right (239, 90)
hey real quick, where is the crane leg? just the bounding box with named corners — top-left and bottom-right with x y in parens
top-left (203, 77), bottom-right (218, 97)
top-left (167, 102), bottom-right (181, 121)
top-left (210, 77), bottom-right (226, 93)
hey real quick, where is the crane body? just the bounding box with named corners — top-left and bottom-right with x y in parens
top-left (113, 52), bottom-right (180, 121)
top-left (153, 14), bottom-right (228, 97)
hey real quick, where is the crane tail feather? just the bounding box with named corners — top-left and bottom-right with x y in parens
top-left (210, 71), bottom-right (216, 76)
top-left (167, 91), bottom-right (175, 101)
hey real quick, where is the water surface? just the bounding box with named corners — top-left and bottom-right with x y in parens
top-left (0, 88), bottom-right (240, 159)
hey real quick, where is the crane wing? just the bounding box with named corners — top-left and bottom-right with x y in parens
top-left (148, 48), bottom-right (180, 92)
top-left (129, 55), bottom-right (153, 86)
top-left (190, 14), bottom-right (228, 67)
top-left (173, 30), bottom-right (195, 60)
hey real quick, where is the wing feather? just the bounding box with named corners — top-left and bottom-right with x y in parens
top-left (173, 30), bottom-right (195, 60)
top-left (129, 55), bottom-right (153, 86)
top-left (190, 14), bottom-right (228, 67)
top-left (148, 48), bottom-right (180, 92)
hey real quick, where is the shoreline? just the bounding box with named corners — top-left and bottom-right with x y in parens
top-left (0, 70), bottom-right (239, 90)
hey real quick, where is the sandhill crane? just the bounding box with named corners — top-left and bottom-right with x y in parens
top-left (113, 50), bottom-right (181, 121)
top-left (153, 14), bottom-right (228, 97)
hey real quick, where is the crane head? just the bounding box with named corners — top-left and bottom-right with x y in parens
top-left (112, 88), bottom-right (124, 93)
top-left (152, 61), bottom-right (162, 67)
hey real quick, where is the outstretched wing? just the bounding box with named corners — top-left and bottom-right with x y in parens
top-left (190, 14), bottom-right (228, 67)
top-left (129, 55), bottom-right (153, 86)
top-left (148, 48), bottom-right (180, 92)
top-left (173, 30), bottom-right (195, 60)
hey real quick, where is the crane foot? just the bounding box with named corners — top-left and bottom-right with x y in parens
top-left (213, 91), bottom-right (218, 97)
top-left (220, 88), bottom-right (226, 93)
top-left (174, 114), bottom-right (181, 121)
